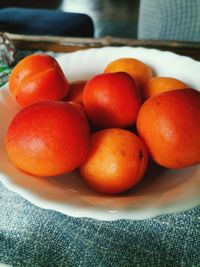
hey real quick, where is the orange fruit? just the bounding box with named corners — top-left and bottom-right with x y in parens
top-left (137, 88), bottom-right (200, 168)
top-left (5, 101), bottom-right (90, 177)
top-left (104, 57), bottom-right (153, 94)
top-left (68, 101), bottom-right (90, 135)
top-left (143, 76), bottom-right (188, 100)
top-left (9, 54), bottom-right (69, 106)
top-left (65, 80), bottom-right (87, 104)
top-left (80, 128), bottom-right (148, 194)
top-left (83, 72), bottom-right (142, 129)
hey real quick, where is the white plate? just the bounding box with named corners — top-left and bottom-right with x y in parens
top-left (0, 47), bottom-right (200, 221)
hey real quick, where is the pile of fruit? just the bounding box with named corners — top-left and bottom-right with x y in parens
top-left (5, 53), bottom-right (200, 194)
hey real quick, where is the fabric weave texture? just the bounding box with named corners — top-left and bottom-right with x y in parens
top-left (0, 181), bottom-right (200, 267)
top-left (138, 0), bottom-right (200, 42)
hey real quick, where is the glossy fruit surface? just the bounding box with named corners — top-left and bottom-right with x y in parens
top-left (80, 128), bottom-right (148, 194)
top-left (5, 101), bottom-right (90, 176)
top-left (137, 89), bottom-right (200, 168)
top-left (9, 54), bottom-right (69, 106)
top-left (143, 76), bottom-right (188, 100)
top-left (104, 57), bottom-right (153, 93)
top-left (83, 72), bottom-right (142, 129)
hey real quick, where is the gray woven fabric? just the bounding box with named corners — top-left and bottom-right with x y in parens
top-left (138, 0), bottom-right (200, 41)
top-left (0, 181), bottom-right (200, 267)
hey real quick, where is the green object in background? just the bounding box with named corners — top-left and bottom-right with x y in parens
top-left (0, 65), bottom-right (8, 72)
top-left (0, 64), bottom-right (11, 87)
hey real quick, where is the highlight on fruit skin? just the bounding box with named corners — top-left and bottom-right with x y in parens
top-left (79, 128), bottom-right (148, 194)
top-left (104, 57), bottom-right (154, 94)
top-left (137, 88), bottom-right (200, 169)
top-left (5, 101), bottom-right (90, 177)
top-left (9, 54), bottom-right (69, 107)
top-left (83, 72), bottom-right (142, 129)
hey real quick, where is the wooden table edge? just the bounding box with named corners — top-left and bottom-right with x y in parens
top-left (6, 32), bottom-right (200, 61)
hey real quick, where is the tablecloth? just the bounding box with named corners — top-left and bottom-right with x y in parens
top-left (0, 181), bottom-right (200, 267)
top-left (0, 49), bottom-right (200, 267)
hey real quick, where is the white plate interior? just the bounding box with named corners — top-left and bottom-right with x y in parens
top-left (0, 46), bottom-right (200, 220)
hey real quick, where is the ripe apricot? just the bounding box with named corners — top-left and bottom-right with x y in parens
top-left (9, 54), bottom-right (69, 106)
top-left (143, 76), bottom-right (188, 100)
top-left (68, 101), bottom-right (90, 135)
top-left (65, 80), bottom-right (87, 104)
top-left (104, 57), bottom-right (153, 93)
top-left (83, 72), bottom-right (142, 129)
top-left (5, 101), bottom-right (90, 177)
top-left (80, 128), bottom-right (148, 194)
top-left (137, 89), bottom-right (200, 168)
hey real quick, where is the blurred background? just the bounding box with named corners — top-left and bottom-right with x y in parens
top-left (1, 0), bottom-right (200, 43)
top-left (0, 0), bottom-right (140, 38)
top-left (58, 0), bottom-right (140, 38)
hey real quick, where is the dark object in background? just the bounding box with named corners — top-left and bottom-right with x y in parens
top-left (0, 0), bottom-right (62, 9)
top-left (0, 7), bottom-right (94, 37)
